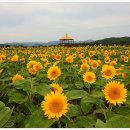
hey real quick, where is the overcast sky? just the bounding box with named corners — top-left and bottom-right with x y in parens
top-left (0, 2), bottom-right (130, 43)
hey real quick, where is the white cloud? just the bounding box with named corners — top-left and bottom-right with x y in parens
top-left (0, 2), bottom-right (130, 42)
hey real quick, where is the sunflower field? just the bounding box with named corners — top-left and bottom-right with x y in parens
top-left (0, 45), bottom-right (130, 128)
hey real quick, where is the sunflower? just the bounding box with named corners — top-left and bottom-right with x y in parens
top-left (10, 55), bottom-right (19, 62)
top-left (41, 91), bottom-right (68, 119)
top-left (80, 63), bottom-right (90, 71)
top-left (101, 64), bottom-right (116, 79)
top-left (47, 66), bottom-right (61, 80)
top-left (27, 60), bottom-right (37, 69)
top-left (123, 56), bottom-right (129, 62)
top-left (28, 68), bottom-right (37, 75)
top-left (83, 71), bottom-right (96, 84)
top-left (91, 60), bottom-right (99, 69)
top-left (55, 54), bottom-right (61, 61)
top-left (122, 73), bottom-right (127, 78)
top-left (104, 56), bottom-right (110, 64)
top-left (102, 81), bottom-right (127, 106)
top-left (33, 62), bottom-right (43, 71)
top-left (110, 61), bottom-right (117, 66)
top-left (66, 56), bottom-right (73, 63)
top-left (50, 83), bottom-right (63, 93)
top-left (88, 51), bottom-right (95, 57)
top-left (12, 74), bottom-right (24, 83)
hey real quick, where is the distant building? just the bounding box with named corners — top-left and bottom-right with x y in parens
top-left (59, 33), bottom-right (74, 45)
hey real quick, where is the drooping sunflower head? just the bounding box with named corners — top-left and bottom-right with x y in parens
top-left (83, 71), bottom-right (96, 84)
top-left (101, 64), bottom-right (116, 79)
top-left (12, 74), bottom-right (24, 83)
top-left (102, 81), bottom-right (127, 106)
top-left (47, 66), bottom-right (61, 80)
top-left (41, 91), bottom-right (68, 119)
top-left (50, 83), bottom-right (63, 93)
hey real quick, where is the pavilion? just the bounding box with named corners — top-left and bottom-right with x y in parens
top-left (59, 33), bottom-right (74, 45)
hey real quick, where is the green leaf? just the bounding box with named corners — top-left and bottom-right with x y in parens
top-left (25, 109), bottom-right (56, 128)
top-left (3, 116), bottom-right (15, 128)
top-left (36, 83), bottom-right (51, 96)
top-left (80, 96), bottom-right (97, 114)
top-left (114, 106), bottom-right (130, 116)
top-left (106, 115), bottom-right (130, 128)
top-left (62, 84), bottom-right (69, 89)
top-left (95, 119), bottom-right (106, 128)
top-left (8, 89), bottom-right (27, 104)
top-left (0, 101), bottom-right (13, 127)
top-left (66, 104), bottom-right (81, 118)
top-left (69, 115), bottom-right (97, 128)
top-left (75, 82), bottom-right (84, 89)
top-left (90, 90), bottom-right (104, 98)
top-left (66, 90), bottom-right (88, 100)
top-left (14, 80), bottom-right (30, 91)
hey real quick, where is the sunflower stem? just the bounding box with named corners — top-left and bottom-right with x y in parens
top-left (57, 119), bottom-right (62, 128)
top-left (109, 104), bottom-right (113, 111)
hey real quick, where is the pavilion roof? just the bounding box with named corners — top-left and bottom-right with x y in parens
top-left (59, 33), bottom-right (74, 40)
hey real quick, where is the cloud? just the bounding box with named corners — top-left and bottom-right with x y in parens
top-left (0, 2), bottom-right (130, 42)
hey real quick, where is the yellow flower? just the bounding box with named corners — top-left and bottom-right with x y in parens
top-left (41, 91), bottom-right (68, 119)
top-left (88, 51), bottom-right (95, 57)
top-left (47, 66), bottom-right (61, 80)
top-left (83, 71), bottom-right (96, 84)
top-left (66, 56), bottom-right (73, 63)
top-left (79, 53), bottom-right (85, 59)
top-left (122, 73), bottom-right (127, 78)
top-left (91, 60), bottom-right (99, 69)
top-left (81, 59), bottom-right (87, 64)
top-left (27, 61), bottom-right (37, 69)
top-left (104, 56), bottom-right (110, 64)
top-left (0, 54), bottom-right (6, 62)
top-left (55, 54), bottom-right (61, 61)
top-left (10, 55), bottom-right (19, 62)
top-left (102, 81), bottom-right (127, 106)
top-left (80, 63), bottom-right (90, 71)
top-left (123, 56), bottom-right (129, 62)
top-left (110, 61), bottom-right (117, 66)
top-left (33, 62), bottom-right (43, 71)
top-left (50, 83), bottom-right (63, 93)
top-left (12, 74), bottom-right (24, 83)
top-left (101, 64), bottom-right (116, 79)
top-left (28, 68), bottom-right (37, 75)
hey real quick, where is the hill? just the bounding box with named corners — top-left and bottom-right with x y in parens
top-left (95, 36), bottom-right (130, 45)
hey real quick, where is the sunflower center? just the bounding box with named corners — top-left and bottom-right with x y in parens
top-left (92, 63), bottom-right (97, 68)
top-left (50, 100), bottom-right (63, 113)
top-left (108, 88), bottom-right (121, 100)
top-left (105, 69), bottom-right (112, 76)
top-left (86, 75), bottom-right (93, 81)
top-left (51, 71), bottom-right (57, 77)
top-left (51, 87), bottom-right (58, 92)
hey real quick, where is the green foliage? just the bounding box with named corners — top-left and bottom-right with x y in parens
top-left (66, 90), bottom-right (88, 100)
top-left (25, 109), bottom-right (56, 128)
top-left (0, 101), bottom-right (13, 128)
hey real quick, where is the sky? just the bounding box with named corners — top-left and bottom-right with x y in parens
top-left (0, 2), bottom-right (130, 43)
